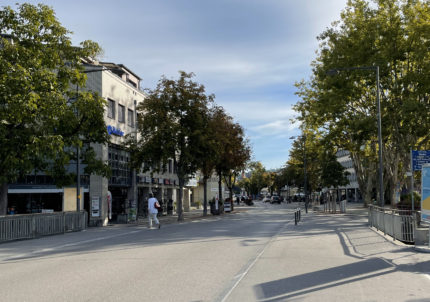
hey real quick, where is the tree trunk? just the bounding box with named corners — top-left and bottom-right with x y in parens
top-left (0, 182), bottom-right (7, 215)
top-left (203, 177), bottom-right (208, 216)
top-left (218, 171), bottom-right (223, 213)
top-left (177, 178), bottom-right (184, 221)
top-left (352, 152), bottom-right (376, 206)
top-left (230, 188), bottom-right (234, 211)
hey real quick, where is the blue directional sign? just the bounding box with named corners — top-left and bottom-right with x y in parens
top-left (412, 150), bottom-right (430, 171)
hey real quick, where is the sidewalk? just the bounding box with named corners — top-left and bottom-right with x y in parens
top-left (134, 204), bottom-right (252, 227)
top-left (312, 201), bottom-right (369, 216)
top-left (311, 201), bottom-right (430, 253)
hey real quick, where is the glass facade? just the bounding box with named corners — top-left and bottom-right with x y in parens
top-left (108, 144), bottom-right (131, 186)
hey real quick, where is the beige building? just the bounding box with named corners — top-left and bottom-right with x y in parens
top-left (193, 173), bottom-right (230, 205)
top-left (8, 60), bottom-right (197, 225)
top-left (84, 61), bottom-right (184, 226)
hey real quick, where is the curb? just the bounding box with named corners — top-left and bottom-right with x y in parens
top-left (414, 245), bottom-right (430, 253)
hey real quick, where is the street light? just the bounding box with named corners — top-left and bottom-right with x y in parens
top-left (75, 65), bottom-right (121, 211)
top-left (327, 66), bottom-right (384, 207)
top-left (289, 135), bottom-right (308, 213)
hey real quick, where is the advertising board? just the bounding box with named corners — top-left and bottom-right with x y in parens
top-left (421, 164), bottom-right (430, 223)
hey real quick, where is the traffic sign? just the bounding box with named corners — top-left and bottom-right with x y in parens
top-left (412, 150), bottom-right (430, 171)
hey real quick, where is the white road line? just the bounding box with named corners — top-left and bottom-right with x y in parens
top-left (220, 219), bottom-right (294, 302)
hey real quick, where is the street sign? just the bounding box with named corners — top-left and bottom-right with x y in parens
top-left (412, 150), bottom-right (430, 171)
top-left (91, 196), bottom-right (100, 217)
top-left (224, 200), bottom-right (231, 212)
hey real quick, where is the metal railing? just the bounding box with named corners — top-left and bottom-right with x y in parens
top-left (368, 205), bottom-right (415, 243)
top-left (0, 211), bottom-right (87, 243)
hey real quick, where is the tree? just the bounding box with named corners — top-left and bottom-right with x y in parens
top-left (220, 120), bottom-right (250, 211)
top-left (207, 106), bottom-right (250, 212)
top-left (198, 105), bottom-right (220, 216)
top-left (287, 132), bottom-right (322, 202)
top-left (320, 149), bottom-right (350, 199)
top-left (247, 162), bottom-right (270, 196)
top-left (0, 4), bottom-right (110, 214)
top-left (126, 71), bottom-right (211, 221)
top-left (295, 0), bottom-right (430, 206)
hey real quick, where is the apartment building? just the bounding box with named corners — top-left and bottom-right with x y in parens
top-left (336, 149), bottom-right (361, 202)
top-left (8, 60), bottom-right (183, 226)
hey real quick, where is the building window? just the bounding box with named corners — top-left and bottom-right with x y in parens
top-left (108, 144), bottom-right (131, 186)
top-left (127, 109), bottom-right (134, 127)
top-left (118, 104), bottom-right (125, 123)
top-left (108, 99), bottom-right (115, 119)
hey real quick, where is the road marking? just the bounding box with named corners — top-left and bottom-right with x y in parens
top-left (219, 219), bottom-right (294, 302)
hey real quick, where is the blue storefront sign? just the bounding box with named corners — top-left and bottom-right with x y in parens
top-left (107, 125), bottom-right (124, 137)
top-left (412, 150), bottom-right (430, 171)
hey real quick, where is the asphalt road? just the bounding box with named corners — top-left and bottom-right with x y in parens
top-left (1, 202), bottom-right (429, 302)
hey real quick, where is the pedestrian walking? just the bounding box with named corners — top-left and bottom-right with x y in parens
top-left (148, 193), bottom-right (161, 229)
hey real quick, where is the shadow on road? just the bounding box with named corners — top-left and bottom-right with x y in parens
top-left (254, 258), bottom-right (392, 301)
top-left (0, 203), bottom-right (295, 262)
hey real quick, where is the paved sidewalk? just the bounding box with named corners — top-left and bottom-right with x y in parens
top-left (312, 201), bottom-right (430, 253)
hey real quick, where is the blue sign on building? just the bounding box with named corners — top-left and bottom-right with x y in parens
top-left (107, 125), bottom-right (124, 137)
top-left (412, 150), bottom-right (430, 171)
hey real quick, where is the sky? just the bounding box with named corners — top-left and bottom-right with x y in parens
top-left (3, 0), bottom-right (349, 170)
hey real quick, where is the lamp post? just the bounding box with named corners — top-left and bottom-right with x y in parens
top-left (289, 135), bottom-right (308, 213)
top-left (327, 66), bottom-right (384, 207)
top-left (75, 65), bottom-right (120, 212)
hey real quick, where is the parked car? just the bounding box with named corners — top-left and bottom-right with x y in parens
top-left (270, 196), bottom-right (281, 204)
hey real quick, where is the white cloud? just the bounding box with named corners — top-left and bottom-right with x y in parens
top-left (4, 0), bottom-right (348, 170)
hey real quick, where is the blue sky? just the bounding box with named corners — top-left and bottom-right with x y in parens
top-left (4, 0), bottom-right (348, 170)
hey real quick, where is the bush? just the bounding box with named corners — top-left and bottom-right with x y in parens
top-left (398, 192), bottom-right (421, 210)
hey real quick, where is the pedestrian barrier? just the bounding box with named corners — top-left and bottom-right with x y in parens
top-left (368, 205), bottom-right (415, 243)
top-left (0, 211), bottom-right (87, 243)
top-left (294, 208), bottom-right (301, 225)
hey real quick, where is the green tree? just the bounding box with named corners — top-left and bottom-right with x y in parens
top-left (287, 133), bottom-right (322, 201)
top-left (0, 4), bottom-right (110, 214)
top-left (126, 71), bottom-right (211, 221)
top-left (220, 121), bottom-right (251, 211)
top-left (199, 105), bottom-right (220, 216)
top-left (210, 107), bottom-right (250, 212)
top-left (295, 0), bottom-right (430, 206)
top-left (320, 150), bottom-right (350, 192)
top-left (247, 162), bottom-right (270, 196)
top-left (237, 176), bottom-right (251, 196)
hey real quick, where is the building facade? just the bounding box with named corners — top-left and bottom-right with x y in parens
top-left (336, 149), bottom-right (361, 202)
top-left (7, 61), bottom-right (188, 225)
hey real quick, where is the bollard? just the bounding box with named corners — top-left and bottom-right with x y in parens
top-left (294, 209), bottom-right (301, 225)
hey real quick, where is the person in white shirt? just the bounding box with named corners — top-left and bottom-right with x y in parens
top-left (148, 193), bottom-right (161, 229)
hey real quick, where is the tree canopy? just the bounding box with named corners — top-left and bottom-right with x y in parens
top-left (126, 71), bottom-right (212, 221)
top-left (294, 0), bottom-right (430, 205)
top-left (0, 3), bottom-right (110, 214)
